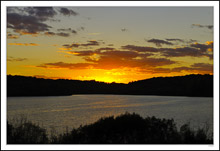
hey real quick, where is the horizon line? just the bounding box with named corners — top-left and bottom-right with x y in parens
top-left (7, 73), bottom-right (213, 84)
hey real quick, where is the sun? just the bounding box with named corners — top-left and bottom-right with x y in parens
top-left (95, 76), bottom-right (116, 83)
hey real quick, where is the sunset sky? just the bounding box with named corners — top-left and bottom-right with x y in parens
top-left (7, 7), bottom-right (213, 83)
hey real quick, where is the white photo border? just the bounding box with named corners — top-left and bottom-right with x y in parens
top-left (1, 1), bottom-right (219, 150)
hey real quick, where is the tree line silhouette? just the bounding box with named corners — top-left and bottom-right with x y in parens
top-left (7, 74), bottom-right (213, 97)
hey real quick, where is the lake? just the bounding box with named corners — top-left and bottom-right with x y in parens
top-left (7, 95), bottom-right (213, 134)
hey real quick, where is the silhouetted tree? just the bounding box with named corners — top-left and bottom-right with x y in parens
top-left (7, 74), bottom-right (213, 97)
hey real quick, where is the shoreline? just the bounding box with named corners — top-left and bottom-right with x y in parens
top-left (7, 93), bottom-right (214, 98)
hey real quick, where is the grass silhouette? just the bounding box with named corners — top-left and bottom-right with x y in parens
top-left (7, 112), bottom-right (213, 144)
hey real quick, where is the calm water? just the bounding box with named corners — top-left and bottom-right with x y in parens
top-left (7, 95), bottom-right (213, 134)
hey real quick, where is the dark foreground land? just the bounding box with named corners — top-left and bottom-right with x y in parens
top-left (7, 112), bottom-right (213, 144)
top-left (7, 74), bottom-right (213, 97)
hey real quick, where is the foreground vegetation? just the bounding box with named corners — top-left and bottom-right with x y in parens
top-left (7, 113), bottom-right (213, 144)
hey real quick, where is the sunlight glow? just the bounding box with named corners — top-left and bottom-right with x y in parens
top-left (93, 76), bottom-right (117, 83)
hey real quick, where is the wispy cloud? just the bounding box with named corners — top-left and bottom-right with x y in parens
top-left (37, 62), bottom-right (92, 69)
top-left (44, 32), bottom-right (56, 36)
top-left (147, 38), bottom-right (173, 47)
top-left (8, 43), bottom-right (39, 46)
top-left (165, 38), bottom-right (184, 42)
top-left (56, 32), bottom-right (70, 37)
top-left (59, 8), bottom-right (78, 16)
top-left (122, 41), bottom-right (213, 59)
top-left (81, 40), bottom-right (100, 47)
top-left (61, 40), bottom-right (100, 50)
top-left (7, 33), bottom-right (19, 39)
top-left (44, 31), bottom-right (72, 37)
top-left (156, 63), bottom-right (213, 74)
top-left (192, 24), bottom-right (213, 30)
top-left (57, 28), bottom-right (77, 34)
top-left (122, 45), bottom-right (159, 52)
top-left (7, 56), bottom-right (28, 62)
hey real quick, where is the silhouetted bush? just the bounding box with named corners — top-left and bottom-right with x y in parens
top-left (7, 113), bottom-right (213, 144)
top-left (7, 120), bottom-right (48, 144)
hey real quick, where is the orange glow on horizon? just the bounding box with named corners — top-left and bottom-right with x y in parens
top-left (91, 77), bottom-right (116, 83)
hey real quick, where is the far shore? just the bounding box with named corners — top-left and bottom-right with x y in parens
top-left (7, 93), bottom-right (214, 98)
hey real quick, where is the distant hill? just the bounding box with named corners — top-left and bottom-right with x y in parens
top-left (128, 74), bottom-right (213, 97)
top-left (7, 74), bottom-right (213, 97)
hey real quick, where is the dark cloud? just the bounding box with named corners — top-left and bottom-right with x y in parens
top-left (37, 62), bottom-right (92, 69)
top-left (206, 54), bottom-right (213, 60)
top-left (121, 45), bottom-right (160, 52)
top-left (159, 47), bottom-right (213, 60)
top-left (57, 28), bottom-right (71, 32)
top-left (63, 43), bottom-right (80, 48)
top-left (56, 32), bottom-right (70, 37)
top-left (121, 28), bottom-right (128, 32)
top-left (80, 27), bottom-right (85, 31)
top-left (138, 58), bottom-right (175, 67)
top-left (71, 30), bottom-right (77, 34)
top-left (160, 47), bottom-right (204, 57)
top-left (191, 63), bottom-right (213, 71)
top-left (165, 38), bottom-right (198, 44)
top-left (24, 7), bottom-right (57, 21)
top-left (44, 31), bottom-right (75, 37)
top-left (147, 38), bottom-right (173, 47)
top-left (7, 7), bottom-right (79, 36)
top-left (57, 28), bottom-right (77, 34)
top-left (192, 24), bottom-right (213, 30)
top-left (96, 50), bottom-right (139, 60)
top-left (59, 8), bottom-right (78, 16)
top-left (152, 63), bottom-right (213, 74)
top-left (122, 41), bottom-right (213, 59)
top-left (62, 40), bottom-right (100, 49)
top-left (166, 38), bottom-right (184, 42)
top-left (171, 63), bottom-right (213, 73)
top-left (44, 32), bottom-right (56, 36)
top-left (190, 43), bottom-right (212, 52)
top-left (81, 40), bottom-right (100, 47)
top-left (7, 56), bottom-right (27, 62)
top-left (96, 47), bottom-right (116, 51)
top-left (69, 49), bottom-right (149, 59)
top-left (7, 13), bottom-right (52, 34)
top-left (187, 39), bottom-right (198, 44)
